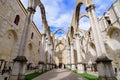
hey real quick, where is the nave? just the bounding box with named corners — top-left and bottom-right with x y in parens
top-left (0, 0), bottom-right (120, 80)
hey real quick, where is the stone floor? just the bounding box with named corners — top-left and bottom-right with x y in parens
top-left (32, 69), bottom-right (88, 80)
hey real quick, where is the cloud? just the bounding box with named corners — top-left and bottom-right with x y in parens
top-left (94, 0), bottom-right (116, 17)
top-left (79, 17), bottom-right (90, 30)
top-left (20, 0), bottom-right (115, 36)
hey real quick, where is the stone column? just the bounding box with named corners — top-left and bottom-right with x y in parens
top-left (49, 43), bottom-right (51, 70)
top-left (46, 42), bottom-right (51, 70)
top-left (86, 4), bottom-right (116, 80)
top-left (39, 32), bottom-right (46, 71)
top-left (9, 3), bottom-right (36, 80)
top-left (86, 6), bottom-right (102, 57)
top-left (51, 47), bottom-right (54, 69)
top-left (66, 47), bottom-right (71, 69)
top-left (75, 33), bottom-right (85, 73)
top-left (91, 5), bottom-right (107, 55)
top-left (51, 45), bottom-right (54, 69)
top-left (70, 42), bottom-right (76, 70)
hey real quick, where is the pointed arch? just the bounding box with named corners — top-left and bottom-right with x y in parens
top-left (53, 29), bottom-right (66, 36)
top-left (56, 35), bottom-right (65, 41)
top-left (55, 42), bottom-right (65, 49)
top-left (79, 13), bottom-right (89, 20)
top-left (0, 30), bottom-right (18, 60)
top-left (71, 0), bottom-right (93, 32)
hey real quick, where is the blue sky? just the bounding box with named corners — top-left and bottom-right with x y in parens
top-left (21, 0), bottom-right (116, 37)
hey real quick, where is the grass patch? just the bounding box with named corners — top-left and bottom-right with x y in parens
top-left (72, 70), bottom-right (77, 73)
top-left (79, 73), bottom-right (99, 80)
top-left (71, 70), bottom-right (99, 80)
top-left (25, 70), bottom-right (50, 80)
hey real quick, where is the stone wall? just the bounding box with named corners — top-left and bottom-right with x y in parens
top-left (98, 0), bottom-right (120, 78)
top-left (0, 0), bottom-right (42, 67)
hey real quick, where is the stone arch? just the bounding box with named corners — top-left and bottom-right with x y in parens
top-left (55, 43), bottom-right (66, 67)
top-left (0, 30), bottom-right (17, 61)
top-left (79, 13), bottom-right (89, 20)
top-left (107, 26), bottom-right (120, 42)
top-left (28, 0), bottom-right (49, 34)
top-left (56, 35), bottom-right (66, 41)
top-left (55, 41), bottom-right (65, 50)
top-left (72, 0), bottom-right (93, 33)
top-left (55, 43), bottom-right (65, 55)
top-left (79, 16), bottom-right (90, 31)
top-left (53, 29), bottom-right (66, 38)
top-left (55, 42), bottom-right (65, 51)
top-left (74, 1), bottom-right (87, 31)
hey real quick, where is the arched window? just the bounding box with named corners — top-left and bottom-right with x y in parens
top-left (105, 16), bottom-right (111, 25)
top-left (31, 32), bottom-right (34, 39)
top-left (14, 15), bottom-right (20, 25)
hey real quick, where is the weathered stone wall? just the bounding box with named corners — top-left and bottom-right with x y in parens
top-left (0, 0), bottom-right (42, 67)
top-left (98, 0), bottom-right (120, 77)
top-left (54, 39), bottom-right (67, 66)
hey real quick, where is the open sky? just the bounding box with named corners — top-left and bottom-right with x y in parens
top-left (21, 0), bottom-right (116, 37)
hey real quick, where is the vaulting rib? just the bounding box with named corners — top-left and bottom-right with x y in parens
top-left (39, 0), bottom-right (48, 31)
top-left (39, 0), bottom-right (53, 44)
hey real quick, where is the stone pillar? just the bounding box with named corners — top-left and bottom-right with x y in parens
top-left (50, 44), bottom-right (53, 69)
top-left (9, 3), bottom-right (36, 80)
top-left (66, 47), bottom-right (71, 69)
top-left (47, 43), bottom-right (51, 70)
top-left (50, 45), bottom-right (54, 70)
top-left (86, 6), bottom-right (102, 57)
top-left (51, 47), bottom-right (54, 69)
top-left (75, 33), bottom-right (85, 73)
top-left (70, 42), bottom-right (76, 70)
top-left (40, 34), bottom-right (46, 71)
top-left (86, 4), bottom-right (116, 80)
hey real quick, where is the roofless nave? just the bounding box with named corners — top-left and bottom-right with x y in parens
top-left (0, 0), bottom-right (120, 80)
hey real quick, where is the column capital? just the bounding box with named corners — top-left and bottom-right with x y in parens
top-left (41, 33), bottom-right (46, 36)
top-left (74, 32), bottom-right (79, 37)
top-left (86, 4), bottom-right (95, 12)
top-left (27, 7), bottom-right (36, 13)
top-left (13, 56), bottom-right (27, 63)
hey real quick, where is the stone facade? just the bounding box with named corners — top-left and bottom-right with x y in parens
top-left (54, 37), bottom-right (67, 68)
top-left (0, 0), bottom-right (120, 80)
top-left (66, 0), bottom-right (119, 80)
top-left (0, 0), bottom-right (42, 73)
top-left (98, 0), bottom-right (120, 79)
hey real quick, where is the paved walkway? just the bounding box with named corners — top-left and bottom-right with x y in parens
top-left (33, 69), bottom-right (88, 80)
